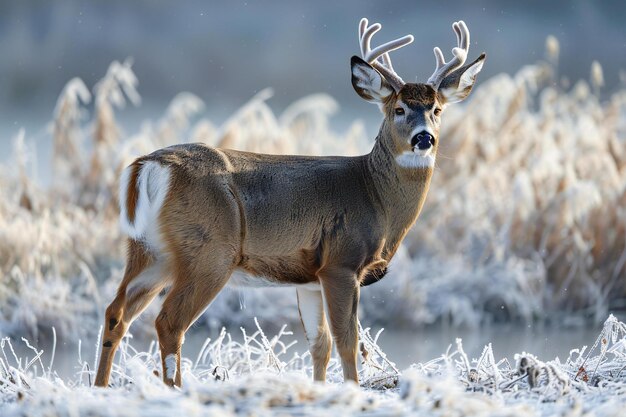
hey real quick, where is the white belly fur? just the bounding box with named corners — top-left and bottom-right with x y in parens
top-left (228, 271), bottom-right (321, 291)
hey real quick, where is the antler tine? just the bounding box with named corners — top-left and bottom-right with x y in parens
top-left (359, 20), bottom-right (382, 60)
top-left (381, 53), bottom-right (394, 72)
top-left (427, 20), bottom-right (471, 89)
top-left (358, 18), bottom-right (414, 92)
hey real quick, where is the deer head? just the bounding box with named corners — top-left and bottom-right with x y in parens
top-left (351, 19), bottom-right (486, 168)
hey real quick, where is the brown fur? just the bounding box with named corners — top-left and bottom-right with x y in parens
top-left (125, 161), bottom-right (141, 224)
top-left (94, 64), bottom-right (486, 387)
top-left (398, 83), bottom-right (438, 108)
top-left (93, 22), bottom-right (486, 387)
top-left (95, 239), bottom-right (161, 387)
top-left (127, 130), bottom-right (425, 383)
top-left (95, 106), bottom-right (438, 385)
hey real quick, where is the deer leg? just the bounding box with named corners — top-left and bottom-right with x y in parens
top-left (155, 262), bottom-right (233, 387)
top-left (95, 240), bottom-right (166, 387)
top-left (297, 288), bottom-right (332, 382)
top-left (319, 268), bottom-right (360, 384)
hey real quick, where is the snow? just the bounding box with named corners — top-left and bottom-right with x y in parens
top-left (1, 316), bottom-right (625, 416)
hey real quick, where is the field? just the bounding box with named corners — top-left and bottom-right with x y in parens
top-left (1, 36), bottom-right (626, 415)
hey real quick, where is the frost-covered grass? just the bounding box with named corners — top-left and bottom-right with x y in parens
top-left (0, 37), bottom-right (625, 339)
top-left (1, 315), bottom-right (626, 416)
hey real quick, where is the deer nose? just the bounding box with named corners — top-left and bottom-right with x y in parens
top-left (411, 131), bottom-right (435, 150)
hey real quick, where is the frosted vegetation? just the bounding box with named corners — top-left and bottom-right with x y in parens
top-left (1, 315), bottom-right (626, 415)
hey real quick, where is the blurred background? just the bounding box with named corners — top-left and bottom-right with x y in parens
top-left (1, 1), bottom-right (626, 368)
top-left (1, 0), bottom-right (625, 150)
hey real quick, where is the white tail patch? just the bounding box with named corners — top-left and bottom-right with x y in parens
top-left (119, 161), bottom-right (171, 251)
top-left (164, 353), bottom-right (177, 380)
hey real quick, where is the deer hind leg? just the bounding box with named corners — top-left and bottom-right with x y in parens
top-left (155, 258), bottom-right (234, 387)
top-left (297, 288), bottom-right (332, 382)
top-left (319, 267), bottom-right (360, 384)
top-left (95, 240), bottom-right (168, 387)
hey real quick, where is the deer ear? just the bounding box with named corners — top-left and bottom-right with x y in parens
top-left (438, 53), bottom-right (486, 104)
top-left (351, 56), bottom-right (394, 104)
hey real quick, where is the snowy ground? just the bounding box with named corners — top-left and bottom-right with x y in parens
top-left (1, 315), bottom-right (625, 416)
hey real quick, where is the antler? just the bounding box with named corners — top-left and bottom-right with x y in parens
top-left (427, 21), bottom-right (470, 89)
top-left (358, 18), bottom-right (414, 92)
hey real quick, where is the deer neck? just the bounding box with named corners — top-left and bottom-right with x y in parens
top-left (365, 123), bottom-right (434, 259)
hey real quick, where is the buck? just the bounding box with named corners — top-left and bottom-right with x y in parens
top-left (95, 18), bottom-right (485, 387)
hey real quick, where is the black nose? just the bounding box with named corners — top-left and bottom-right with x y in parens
top-left (411, 131), bottom-right (435, 150)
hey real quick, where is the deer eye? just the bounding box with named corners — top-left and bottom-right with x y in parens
top-left (394, 107), bottom-right (405, 116)
top-left (434, 108), bottom-right (442, 117)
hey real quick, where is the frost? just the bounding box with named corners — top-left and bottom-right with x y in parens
top-left (1, 316), bottom-right (626, 416)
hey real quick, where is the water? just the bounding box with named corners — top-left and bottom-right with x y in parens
top-left (379, 324), bottom-right (602, 369)
top-left (8, 322), bottom-right (606, 381)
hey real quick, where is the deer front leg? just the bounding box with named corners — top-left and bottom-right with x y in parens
top-left (319, 268), bottom-right (360, 384)
top-left (296, 288), bottom-right (332, 382)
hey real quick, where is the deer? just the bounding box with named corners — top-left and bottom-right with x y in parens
top-left (95, 18), bottom-right (485, 388)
